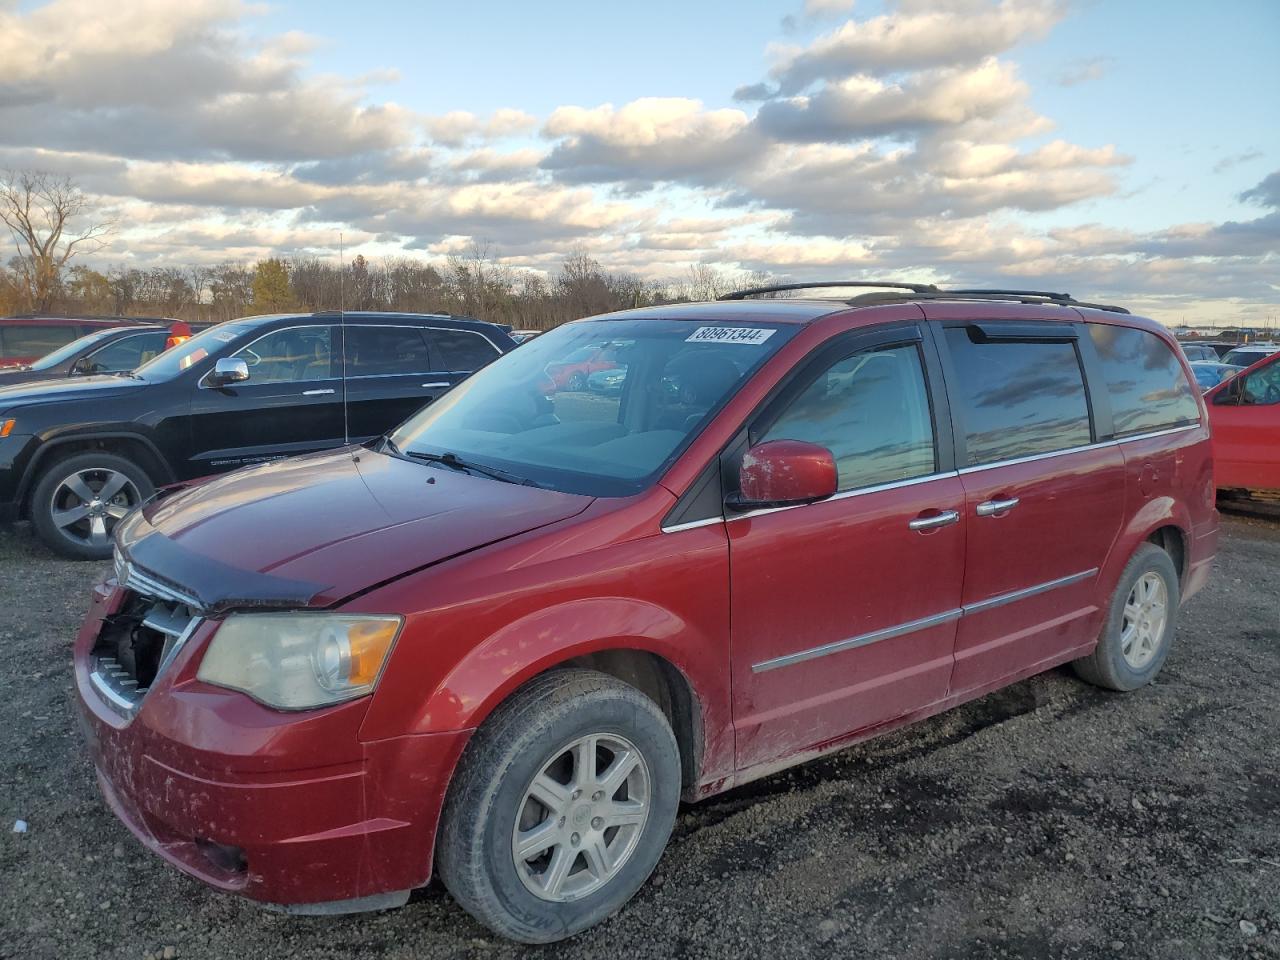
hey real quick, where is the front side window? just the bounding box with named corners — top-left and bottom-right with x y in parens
top-left (345, 326), bottom-right (432, 376)
top-left (233, 326), bottom-right (334, 385)
top-left (761, 343), bottom-right (935, 491)
top-left (945, 327), bottom-right (1092, 466)
top-left (84, 331), bottom-right (169, 373)
top-left (391, 319), bottom-right (796, 496)
top-left (1089, 324), bottom-right (1200, 436)
top-left (429, 329), bottom-right (500, 371)
top-left (1241, 357), bottom-right (1280, 406)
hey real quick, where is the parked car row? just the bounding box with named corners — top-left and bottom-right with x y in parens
top-left (0, 311), bottom-right (515, 557)
top-left (71, 285), bottom-right (1218, 943)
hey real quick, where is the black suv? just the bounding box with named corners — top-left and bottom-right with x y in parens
top-left (0, 311), bottom-right (514, 558)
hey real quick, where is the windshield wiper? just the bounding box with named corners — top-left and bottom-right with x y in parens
top-left (383, 438), bottom-right (539, 487)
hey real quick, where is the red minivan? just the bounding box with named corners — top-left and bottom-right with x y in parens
top-left (75, 285), bottom-right (1217, 943)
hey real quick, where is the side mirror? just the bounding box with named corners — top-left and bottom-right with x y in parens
top-left (728, 439), bottom-right (838, 511)
top-left (209, 357), bottom-right (250, 386)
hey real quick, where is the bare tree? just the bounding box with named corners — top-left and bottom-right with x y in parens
top-left (0, 170), bottom-right (115, 312)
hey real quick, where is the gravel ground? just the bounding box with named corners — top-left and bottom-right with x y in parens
top-left (2, 514), bottom-right (1278, 960)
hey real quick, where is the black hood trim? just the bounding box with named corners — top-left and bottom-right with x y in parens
top-left (118, 525), bottom-right (332, 615)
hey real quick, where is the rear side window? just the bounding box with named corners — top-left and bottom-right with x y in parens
top-left (762, 343), bottom-right (936, 491)
top-left (944, 327), bottom-right (1092, 466)
top-left (1088, 325), bottom-right (1200, 436)
top-left (0, 324), bottom-right (78, 358)
top-left (344, 326), bottom-right (432, 376)
top-left (428, 329), bottom-right (500, 371)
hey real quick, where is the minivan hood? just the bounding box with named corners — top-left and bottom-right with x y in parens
top-left (0, 373), bottom-right (142, 408)
top-left (117, 446), bottom-right (594, 612)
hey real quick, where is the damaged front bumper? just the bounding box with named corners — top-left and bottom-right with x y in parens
top-left (73, 572), bottom-right (469, 911)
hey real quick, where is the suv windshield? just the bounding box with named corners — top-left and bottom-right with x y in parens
top-left (391, 318), bottom-right (795, 496)
top-left (134, 322), bottom-right (254, 381)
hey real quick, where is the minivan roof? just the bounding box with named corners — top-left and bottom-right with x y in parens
top-left (589, 283), bottom-right (1135, 328)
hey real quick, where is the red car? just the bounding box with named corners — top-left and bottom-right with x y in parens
top-left (1205, 349), bottom-right (1280, 495)
top-left (0, 316), bottom-right (163, 369)
top-left (544, 341), bottom-right (625, 390)
top-left (75, 285), bottom-right (1217, 943)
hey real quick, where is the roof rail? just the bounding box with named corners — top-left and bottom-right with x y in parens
top-left (948, 288), bottom-right (1073, 301)
top-left (716, 281), bottom-right (1130, 314)
top-left (844, 290), bottom-right (1130, 315)
top-left (718, 280), bottom-right (939, 300)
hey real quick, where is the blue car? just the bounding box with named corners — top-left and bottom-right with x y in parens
top-left (1189, 360), bottom-right (1239, 392)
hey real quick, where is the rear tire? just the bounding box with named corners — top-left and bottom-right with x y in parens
top-left (1073, 543), bottom-right (1180, 691)
top-left (437, 669), bottom-right (680, 943)
top-left (29, 452), bottom-right (154, 560)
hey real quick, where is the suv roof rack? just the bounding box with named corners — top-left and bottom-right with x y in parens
top-left (718, 282), bottom-right (1129, 315)
top-left (718, 281), bottom-right (940, 300)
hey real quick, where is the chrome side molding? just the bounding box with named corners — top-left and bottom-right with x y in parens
top-left (752, 567), bottom-right (1099, 672)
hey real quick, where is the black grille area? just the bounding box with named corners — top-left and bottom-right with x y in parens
top-left (90, 591), bottom-right (197, 714)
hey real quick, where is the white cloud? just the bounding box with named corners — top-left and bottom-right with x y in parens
top-left (769, 0), bottom-right (1064, 92)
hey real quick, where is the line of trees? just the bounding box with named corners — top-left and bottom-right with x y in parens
top-left (1, 247), bottom-right (774, 330)
top-left (1, 168), bottom-right (776, 330)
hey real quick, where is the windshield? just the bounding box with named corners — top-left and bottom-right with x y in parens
top-left (390, 318), bottom-right (795, 496)
top-left (28, 328), bottom-right (125, 371)
top-left (134, 322), bottom-right (254, 380)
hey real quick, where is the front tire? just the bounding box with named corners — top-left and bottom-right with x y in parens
top-left (1073, 543), bottom-right (1180, 691)
top-left (30, 452), bottom-right (154, 560)
top-left (437, 669), bottom-right (680, 943)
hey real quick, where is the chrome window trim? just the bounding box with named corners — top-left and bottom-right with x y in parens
top-left (956, 423), bottom-right (1201, 475)
top-left (751, 566), bottom-right (1100, 672)
top-left (660, 516), bottom-right (725, 534)
top-left (724, 471), bottom-right (960, 524)
top-left (198, 322), bottom-right (500, 389)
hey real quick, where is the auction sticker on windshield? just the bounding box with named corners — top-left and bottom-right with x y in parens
top-left (686, 326), bottom-right (776, 345)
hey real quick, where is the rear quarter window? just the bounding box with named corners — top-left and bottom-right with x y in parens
top-left (428, 328), bottom-right (500, 371)
top-left (944, 326), bottom-right (1092, 466)
top-left (1088, 324), bottom-right (1200, 436)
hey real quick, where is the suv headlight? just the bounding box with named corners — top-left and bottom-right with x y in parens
top-left (197, 613), bottom-right (403, 710)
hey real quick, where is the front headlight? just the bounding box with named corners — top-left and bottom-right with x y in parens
top-left (196, 613), bottom-right (403, 710)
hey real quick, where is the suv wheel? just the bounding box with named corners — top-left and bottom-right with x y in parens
top-left (30, 452), bottom-right (154, 560)
top-left (1073, 543), bottom-right (1180, 691)
top-left (437, 669), bottom-right (680, 943)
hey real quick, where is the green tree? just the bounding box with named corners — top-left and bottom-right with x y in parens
top-left (251, 258), bottom-right (294, 312)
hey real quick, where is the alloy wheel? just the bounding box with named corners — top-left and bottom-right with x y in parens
top-left (1121, 571), bottom-right (1168, 669)
top-left (511, 733), bottom-right (651, 902)
top-left (48, 467), bottom-right (141, 550)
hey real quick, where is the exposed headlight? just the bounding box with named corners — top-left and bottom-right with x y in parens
top-left (196, 613), bottom-right (403, 710)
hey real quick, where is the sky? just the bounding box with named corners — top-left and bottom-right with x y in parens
top-left (1, 0), bottom-right (1277, 327)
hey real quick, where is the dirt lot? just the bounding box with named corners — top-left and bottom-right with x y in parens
top-left (1, 514), bottom-right (1278, 960)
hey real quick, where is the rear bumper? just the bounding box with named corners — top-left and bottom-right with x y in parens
top-left (74, 581), bottom-right (471, 908)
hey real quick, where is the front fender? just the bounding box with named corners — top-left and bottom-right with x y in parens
top-left (352, 524), bottom-right (735, 789)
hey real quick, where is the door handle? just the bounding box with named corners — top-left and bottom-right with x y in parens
top-left (908, 509), bottom-right (960, 531)
top-left (421, 381), bottom-right (451, 389)
top-left (976, 497), bottom-right (1020, 517)
top-left (302, 388), bottom-right (335, 396)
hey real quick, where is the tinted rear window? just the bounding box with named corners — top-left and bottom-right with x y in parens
top-left (428, 328), bottom-right (500, 371)
top-left (0, 324), bottom-right (79, 358)
top-left (944, 327), bottom-right (1092, 466)
top-left (1088, 324), bottom-right (1200, 436)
